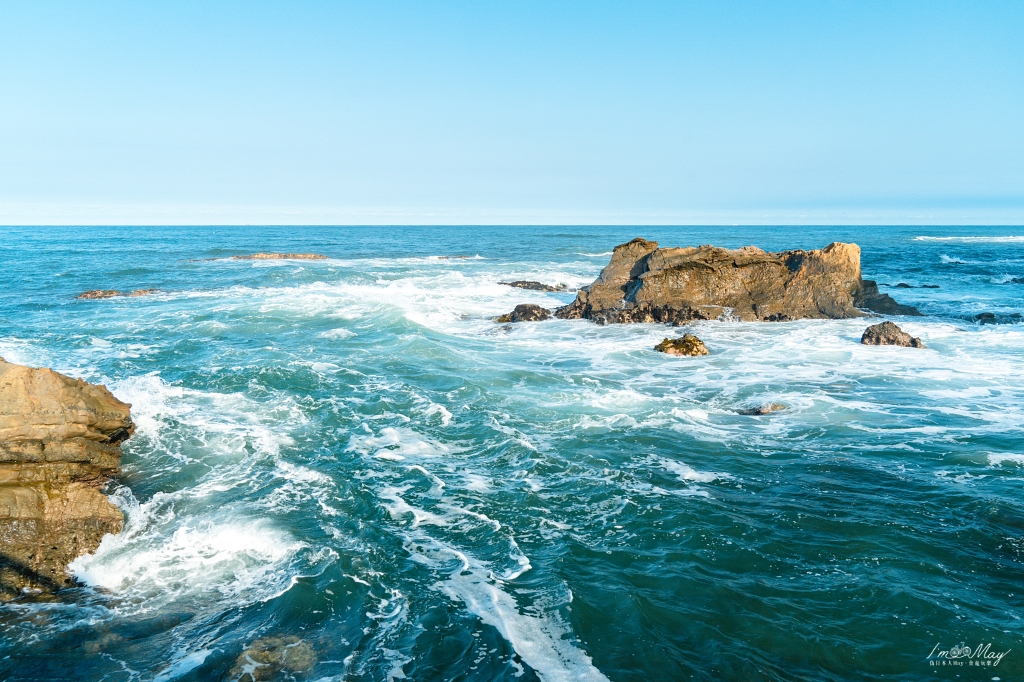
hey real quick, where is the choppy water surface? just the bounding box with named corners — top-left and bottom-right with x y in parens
top-left (2, 225), bottom-right (1023, 681)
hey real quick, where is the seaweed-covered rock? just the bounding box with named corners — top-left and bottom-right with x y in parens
top-left (556, 238), bottom-right (920, 323)
top-left (1, 359), bottom-right (133, 599)
top-left (228, 636), bottom-right (317, 681)
top-left (496, 304), bottom-right (552, 323)
top-left (860, 321), bottom-right (925, 348)
top-left (654, 334), bottom-right (709, 357)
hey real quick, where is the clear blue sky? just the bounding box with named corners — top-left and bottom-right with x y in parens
top-left (1, 1), bottom-right (1022, 225)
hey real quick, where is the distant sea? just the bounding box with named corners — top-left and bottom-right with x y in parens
top-left (2, 225), bottom-right (1023, 681)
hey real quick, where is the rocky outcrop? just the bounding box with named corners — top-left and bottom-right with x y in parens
top-left (77, 289), bottom-right (157, 299)
top-left (497, 304), bottom-right (553, 322)
top-left (555, 238), bottom-right (920, 324)
top-left (499, 281), bottom-right (569, 292)
top-left (851, 280), bottom-right (922, 316)
top-left (860, 321), bottom-right (925, 348)
top-left (0, 358), bottom-right (132, 599)
top-left (739, 403), bottom-right (786, 415)
top-left (229, 636), bottom-right (317, 681)
top-left (654, 334), bottom-right (709, 356)
top-left (232, 253), bottom-right (327, 260)
top-left (496, 304), bottom-right (552, 323)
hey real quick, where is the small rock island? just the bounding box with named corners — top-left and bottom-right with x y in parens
top-left (554, 238), bottom-right (920, 324)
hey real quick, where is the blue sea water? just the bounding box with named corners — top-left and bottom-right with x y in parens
top-left (1, 225), bottom-right (1023, 681)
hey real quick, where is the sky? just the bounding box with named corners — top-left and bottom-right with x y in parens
top-left (1, 1), bottom-right (1022, 225)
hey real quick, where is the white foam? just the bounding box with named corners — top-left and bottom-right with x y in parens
top-left (661, 459), bottom-right (731, 483)
top-left (346, 427), bottom-right (451, 461)
top-left (988, 454), bottom-right (1024, 467)
top-left (71, 516), bottom-right (305, 606)
top-left (152, 649), bottom-right (213, 681)
top-left (916, 235), bottom-right (1024, 243)
top-left (317, 328), bottom-right (357, 340)
top-left (440, 566), bottom-right (610, 682)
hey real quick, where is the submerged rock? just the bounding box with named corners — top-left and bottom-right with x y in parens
top-left (860, 321), bottom-right (925, 348)
top-left (228, 636), bottom-right (317, 681)
top-left (77, 289), bottom-right (157, 299)
top-left (231, 253), bottom-right (327, 260)
top-left (0, 358), bottom-right (133, 599)
top-left (976, 312), bottom-right (998, 324)
top-left (556, 238), bottom-right (920, 324)
top-left (739, 403), bottom-right (786, 415)
top-left (498, 280), bottom-right (569, 292)
top-left (654, 334), bottom-right (709, 356)
top-left (496, 304), bottom-right (552, 323)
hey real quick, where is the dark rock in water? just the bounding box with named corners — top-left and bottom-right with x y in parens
top-left (1, 359), bottom-right (133, 600)
top-left (229, 636), bottom-right (317, 681)
top-left (1010, 277), bottom-right (1024, 284)
top-left (654, 334), bottom-right (709, 356)
top-left (921, 284), bottom-right (940, 289)
top-left (499, 280), bottom-right (568, 292)
top-left (739, 403), bottom-right (786, 415)
top-left (895, 282), bottom-right (912, 288)
top-left (860, 321), bottom-right (925, 348)
top-left (438, 255), bottom-right (472, 260)
top-left (496, 304), bottom-right (552, 323)
top-left (852, 280), bottom-right (923, 316)
top-left (232, 253), bottom-right (326, 260)
top-left (976, 312), bottom-right (998, 324)
top-left (555, 238), bottom-right (921, 323)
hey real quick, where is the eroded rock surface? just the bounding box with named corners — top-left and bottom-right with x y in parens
top-left (654, 334), bottom-right (709, 356)
top-left (231, 253), bottom-right (327, 260)
top-left (496, 304), bottom-right (552, 322)
top-left (0, 358), bottom-right (133, 599)
top-left (556, 238), bottom-right (920, 324)
top-left (860, 321), bottom-right (925, 348)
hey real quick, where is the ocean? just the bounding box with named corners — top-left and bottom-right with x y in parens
top-left (1, 225), bottom-right (1022, 681)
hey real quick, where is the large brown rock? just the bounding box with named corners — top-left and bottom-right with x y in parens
top-left (654, 334), bottom-right (709, 356)
top-left (556, 238), bottom-right (920, 324)
top-left (0, 358), bottom-right (133, 599)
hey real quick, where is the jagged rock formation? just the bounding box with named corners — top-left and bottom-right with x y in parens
top-left (860, 321), bottom-right (925, 348)
top-left (0, 358), bottom-right (133, 599)
top-left (77, 289), bottom-right (157, 299)
top-left (496, 304), bottom-right (552, 322)
top-left (499, 280), bottom-right (569, 292)
top-left (555, 238), bottom-right (920, 324)
top-left (654, 334), bottom-right (709, 356)
top-left (231, 253), bottom-right (327, 260)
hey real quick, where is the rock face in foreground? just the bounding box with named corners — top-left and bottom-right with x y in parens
top-left (497, 304), bottom-right (552, 322)
top-left (232, 253), bottom-right (327, 260)
top-left (556, 238), bottom-right (920, 324)
top-left (654, 334), bottom-right (709, 356)
top-left (0, 358), bottom-right (133, 599)
top-left (860, 321), bottom-right (925, 348)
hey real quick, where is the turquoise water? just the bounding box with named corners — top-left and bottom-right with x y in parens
top-left (1, 225), bottom-right (1023, 681)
